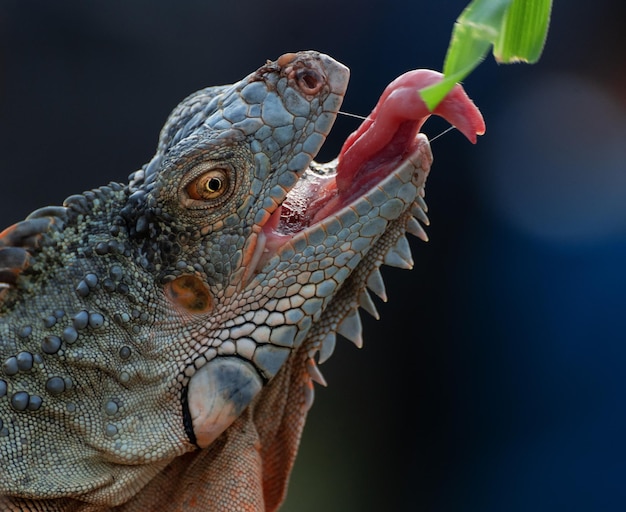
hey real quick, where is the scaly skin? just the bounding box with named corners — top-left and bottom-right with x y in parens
top-left (0, 51), bottom-right (483, 511)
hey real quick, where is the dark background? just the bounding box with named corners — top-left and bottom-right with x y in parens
top-left (1, 1), bottom-right (626, 511)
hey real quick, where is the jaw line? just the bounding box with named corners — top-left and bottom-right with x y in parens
top-left (245, 133), bottom-right (432, 289)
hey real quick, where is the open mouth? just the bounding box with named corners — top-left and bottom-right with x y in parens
top-left (254, 69), bottom-right (485, 272)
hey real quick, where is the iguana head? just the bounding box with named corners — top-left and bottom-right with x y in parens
top-left (118, 51), bottom-right (353, 449)
top-left (0, 51), bottom-right (483, 509)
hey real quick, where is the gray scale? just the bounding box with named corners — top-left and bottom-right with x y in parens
top-left (72, 311), bottom-right (89, 330)
top-left (62, 326), bottom-right (78, 344)
top-left (43, 315), bottom-right (57, 328)
top-left (15, 352), bottom-right (33, 372)
top-left (3, 357), bottom-right (18, 376)
top-left (41, 336), bottom-right (62, 355)
top-left (88, 313), bottom-right (104, 328)
top-left (10, 392), bottom-right (29, 411)
top-left (17, 326), bottom-right (32, 338)
top-left (45, 377), bottom-right (66, 395)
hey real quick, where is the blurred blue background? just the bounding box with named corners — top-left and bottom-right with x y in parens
top-left (1, 1), bottom-right (625, 510)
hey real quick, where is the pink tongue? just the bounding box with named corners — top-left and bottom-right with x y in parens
top-left (336, 69), bottom-right (485, 191)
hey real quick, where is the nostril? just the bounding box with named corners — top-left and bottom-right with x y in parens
top-left (296, 69), bottom-right (323, 95)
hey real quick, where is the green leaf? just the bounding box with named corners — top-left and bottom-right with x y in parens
top-left (494, 0), bottom-right (552, 63)
top-left (419, 0), bottom-right (552, 111)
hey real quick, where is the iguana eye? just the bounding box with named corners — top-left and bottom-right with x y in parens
top-left (186, 169), bottom-right (229, 200)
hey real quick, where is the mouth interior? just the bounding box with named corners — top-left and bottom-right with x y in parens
top-left (259, 69), bottom-right (486, 257)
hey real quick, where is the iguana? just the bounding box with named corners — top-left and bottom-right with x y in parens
top-left (0, 51), bottom-right (484, 511)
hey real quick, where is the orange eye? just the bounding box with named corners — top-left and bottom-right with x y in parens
top-left (186, 169), bottom-right (229, 200)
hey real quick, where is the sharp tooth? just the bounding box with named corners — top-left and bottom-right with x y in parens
top-left (317, 331), bottom-right (336, 364)
top-left (394, 235), bottom-right (413, 261)
top-left (406, 217), bottom-right (429, 242)
top-left (336, 309), bottom-right (363, 348)
top-left (367, 268), bottom-right (388, 302)
top-left (384, 250), bottom-right (413, 269)
top-left (304, 379), bottom-right (315, 411)
top-left (306, 357), bottom-right (327, 386)
top-left (358, 289), bottom-right (380, 320)
top-left (411, 204), bottom-right (430, 226)
top-left (384, 236), bottom-right (413, 269)
top-left (415, 194), bottom-right (428, 212)
top-left (419, 186), bottom-right (426, 198)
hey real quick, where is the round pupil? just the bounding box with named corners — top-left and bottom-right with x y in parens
top-left (206, 177), bottom-right (222, 192)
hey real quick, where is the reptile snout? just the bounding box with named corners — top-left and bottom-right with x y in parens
top-left (277, 50), bottom-right (350, 99)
